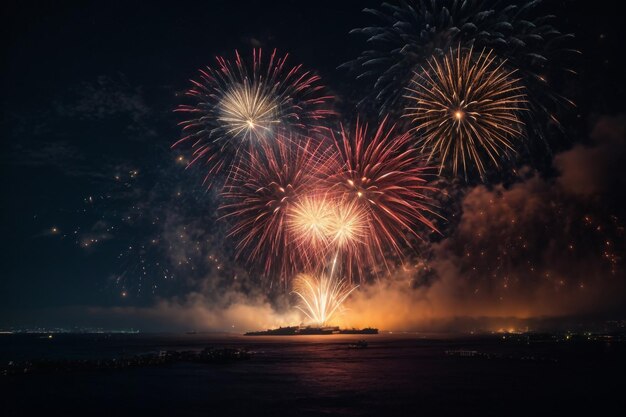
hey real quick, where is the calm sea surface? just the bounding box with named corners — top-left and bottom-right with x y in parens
top-left (1, 333), bottom-right (624, 416)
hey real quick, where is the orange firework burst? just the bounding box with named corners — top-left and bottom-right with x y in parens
top-left (219, 134), bottom-right (335, 283)
top-left (174, 48), bottom-right (334, 187)
top-left (404, 46), bottom-right (527, 179)
top-left (328, 118), bottom-right (439, 277)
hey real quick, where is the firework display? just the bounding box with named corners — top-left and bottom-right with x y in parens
top-left (8, 4), bottom-right (626, 413)
top-left (215, 115), bottom-right (440, 291)
top-left (405, 47), bottom-right (527, 179)
top-left (173, 48), bottom-right (442, 318)
top-left (174, 49), bottom-right (334, 186)
top-left (172, 1), bottom-right (578, 325)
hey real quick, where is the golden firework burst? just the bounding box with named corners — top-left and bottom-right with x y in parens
top-left (405, 46), bottom-right (528, 179)
top-left (219, 82), bottom-right (279, 141)
top-left (326, 199), bottom-right (369, 251)
top-left (287, 195), bottom-right (368, 266)
top-left (288, 195), bottom-right (334, 253)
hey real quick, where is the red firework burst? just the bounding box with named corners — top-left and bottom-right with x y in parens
top-left (328, 117), bottom-right (440, 277)
top-left (219, 133), bottom-right (336, 284)
top-left (174, 48), bottom-right (335, 187)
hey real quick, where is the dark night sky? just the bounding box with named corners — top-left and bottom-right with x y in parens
top-left (1, 1), bottom-right (625, 331)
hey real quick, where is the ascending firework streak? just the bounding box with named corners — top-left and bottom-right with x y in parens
top-left (174, 49), bottom-right (334, 186)
top-left (292, 255), bottom-right (358, 326)
top-left (404, 47), bottom-right (527, 179)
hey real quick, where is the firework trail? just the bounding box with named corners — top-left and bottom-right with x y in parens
top-left (219, 133), bottom-right (336, 284)
top-left (405, 46), bottom-right (527, 179)
top-left (174, 49), bottom-right (335, 187)
top-left (292, 256), bottom-right (359, 326)
top-left (327, 118), bottom-right (440, 277)
top-left (343, 0), bottom-right (577, 161)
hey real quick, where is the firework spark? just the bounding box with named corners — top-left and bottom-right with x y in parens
top-left (174, 49), bottom-right (334, 186)
top-left (405, 47), bottom-right (527, 179)
top-left (220, 134), bottom-right (335, 283)
top-left (292, 260), bottom-right (359, 326)
top-left (329, 118), bottom-right (439, 275)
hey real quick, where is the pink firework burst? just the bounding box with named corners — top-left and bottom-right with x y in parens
top-left (219, 133), bottom-right (336, 285)
top-left (328, 117), bottom-right (440, 278)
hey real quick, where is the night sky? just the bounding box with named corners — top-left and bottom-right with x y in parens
top-left (2, 0), bottom-right (625, 331)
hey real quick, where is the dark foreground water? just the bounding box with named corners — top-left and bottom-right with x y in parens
top-left (1, 332), bottom-right (624, 416)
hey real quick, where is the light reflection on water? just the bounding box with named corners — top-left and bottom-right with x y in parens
top-left (1, 333), bottom-right (624, 416)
